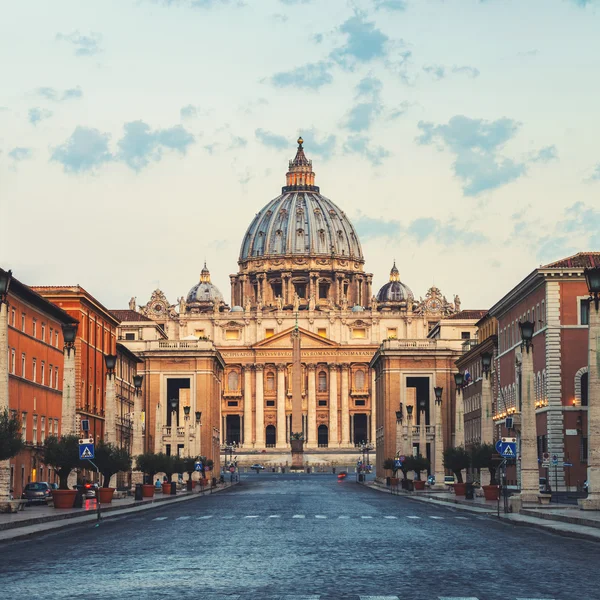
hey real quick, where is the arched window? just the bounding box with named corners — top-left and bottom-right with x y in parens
top-left (266, 371), bottom-right (275, 392)
top-left (355, 370), bottom-right (365, 390)
top-left (318, 371), bottom-right (327, 392)
top-left (265, 425), bottom-right (276, 447)
top-left (228, 371), bottom-right (239, 391)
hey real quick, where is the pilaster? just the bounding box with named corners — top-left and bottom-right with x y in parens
top-left (340, 363), bottom-right (350, 446)
top-left (255, 365), bottom-right (265, 447)
top-left (276, 364), bottom-right (287, 448)
top-left (329, 364), bottom-right (339, 446)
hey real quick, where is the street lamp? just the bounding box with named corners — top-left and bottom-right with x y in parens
top-left (396, 402), bottom-right (403, 423)
top-left (481, 353), bottom-right (492, 378)
top-left (434, 386), bottom-right (443, 404)
top-left (104, 354), bottom-right (117, 378)
top-left (195, 411), bottom-right (201, 424)
top-left (454, 372), bottom-right (464, 392)
top-left (406, 405), bottom-right (413, 419)
top-left (584, 266), bottom-right (600, 310)
top-left (0, 269), bottom-right (12, 303)
top-left (519, 320), bottom-right (535, 353)
top-left (133, 374), bottom-right (144, 394)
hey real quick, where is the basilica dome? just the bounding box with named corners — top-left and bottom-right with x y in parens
top-left (376, 262), bottom-right (414, 307)
top-left (239, 138), bottom-right (363, 263)
top-left (186, 263), bottom-right (224, 310)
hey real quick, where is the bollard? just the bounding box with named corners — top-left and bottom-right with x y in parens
top-left (134, 483), bottom-right (143, 501)
top-left (170, 481), bottom-right (177, 495)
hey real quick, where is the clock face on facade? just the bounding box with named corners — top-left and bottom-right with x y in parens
top-left (154, 303), bottom-right (163, 313)
top-left (428, 299), bottom-right (440, 311)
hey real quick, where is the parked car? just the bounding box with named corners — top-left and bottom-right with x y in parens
top-left (250, 464), bottom-right (265, 471)
top-left (21, 482), bottom-right (52, 505)
top-left (75, 483), bottom-right (99, 499)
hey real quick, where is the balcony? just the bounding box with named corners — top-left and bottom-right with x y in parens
top-left (461, 339), bottom-right (479, 353)
top-left (162, 426), bottom-right (196, 440)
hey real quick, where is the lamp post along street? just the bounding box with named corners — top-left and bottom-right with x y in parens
top-left (104, 354), bottom-right (117, 446)
top-left (395, 405), bottom-right (403, 458)
top-left (131, 374), bottom-right (144, 487)
top-left (580, 266), bottom-right (600, 510)
top-left (406, 405), bottom-right (414, 465)
top-left (454, 374), bottom-right (465, 448)
top-left (433, 386), bottom-right (445, 490)
top-left (0, 270), bottom-right (13, 503)
top-left (61, 322), bottom-right (79, 490)
top-left (480, 353), bottom-right (494, 486)
top-left (419, 399), bottom-right (427, 459)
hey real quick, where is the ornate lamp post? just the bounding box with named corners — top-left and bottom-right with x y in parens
top-left (454, 372), bottom-right (465, 448)
top-left (104, 354), bottom-right (117, 445)
top-left (395, 403), bottom-right (403, 458)
top-left (433, 386), bottom-right (444, 489)
top-left (480, 352), bottom-right (494, 447)
top-left (0, 270), bottom-right (12, 503)
top-left (580, 266), bottom-right (600, 510)
top-left (131, 374), bottom-right (144, 487)
top-left (406, 404), bottom-right (414, 458)
top-left (418, 399), bottom-right (427, 459)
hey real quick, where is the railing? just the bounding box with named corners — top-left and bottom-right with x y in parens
top-left (412, 425), bottom-right (436, 435)
top-left (157, 340), bottom-right (201, 349)
top-left (462, 339), bottom-right (478, 353)
top-left (383, 339), bottom-right (437, 349)
top-left (162, 426), bottom-right (195, 438)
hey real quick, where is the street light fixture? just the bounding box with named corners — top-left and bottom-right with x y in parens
top-left (183, 405), bottom-right (191, 420)
top-left (104, 354), bottom-right (117, 378)
top-left (481, 352), bottom-right (492, 378)
top-left (434, 386), bottom-right (443, 404)
top-left (406, 404), bottom-right (413, 419)
top-left (585, 266), bottom-right (600, 310)
top-left (454, 372), bottom-right (464, 392)
top-left (519, 320), bottom-right (535, 353)
top-left (395, 408), bottom-right (403, 423)
top-left (0, 269), bottom-right (12, 303)
top-left (195, 411), bottom-right (202, 424)
top-left (133, 374), bottom-right (144, 394)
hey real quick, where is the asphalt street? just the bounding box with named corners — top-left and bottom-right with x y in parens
top-left (0, 473), bottom-right (596, 600)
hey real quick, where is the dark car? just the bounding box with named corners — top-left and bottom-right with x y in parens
top-left (75, 482), bottom-right (99, 499)
top-left (21, 482), bottom-right (52, 505)
top-left (250, 464), bottom-right (265, 471)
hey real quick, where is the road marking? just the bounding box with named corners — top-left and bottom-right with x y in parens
top-left (430, 516), bottom-right (444, 519)
top-left (315, 515), bottom-right (327, 519)
top-left (360, 596), bottom-right (400, 600)
top-left (361, 515), bottom-right (373, 519)
top-left (198, 515), bottom-right (213, 519)
top-left (220, 516), bottom-right (235, 519)
top-left (175, 516), bottom-right (190, 520)
top-left (244, 515), bottom-right (259, 518)
top-left (153, 516), bottom-right (168, 521)
top-left (515, 598), bottom-right (556, 600)
top-left (384, 516), bottom-right (398, 519)
top-left (268, 515), bottom-right (281, 518)
top-left (338, 515), bottom-right (350, 519)
top-left (455, 516), bottom-right (468, 519)
top-left (438, 597), bottom-right (480, 600)
top-left (292, 514), bottom-right (305, 519)
top-left (407, 515), bottom-right (421, 519)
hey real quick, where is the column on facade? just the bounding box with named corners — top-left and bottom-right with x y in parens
top-left (328, 364), bottom-right (339, 447)
top-left (419, 405), bottom-right (427, 457)
top-left (105, 371), bottom-right (116, 445)
top-left (433, 394), bottom-right (445, 489)
top-left (254, 365), bottom-right (265, 447)
top-left (306, 364), bottom-right (317, 448)
top-left (131, 385), bottom-right (145, 486)
top-left (516, 342), bottom-right (541, 505)
top-left (230, 276), bottom-right (237, 307)
top-left (370, 370), bottom-right (376, 444)
top-left (340, 364), bottom-right (350, 446)
top-left (276, 364), bottom-right (287, 448)
top-left (0, 301), bottom-right (10, 503)
top-left (480, 372), bottom-right (494, 486)
top-left (154, 401), bottom-right (163, 454)
top-left (366, 276), bottom-right (372, 307)
top-left (243, 365), bottom-right (253, 448)
top-left (581, 295), bottom-right (600, 509)
top-left (454, 387), bottom-right (464, 448)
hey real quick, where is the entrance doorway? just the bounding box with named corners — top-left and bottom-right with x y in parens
top-left (318, 424), bottom-right (328, 447)
top-left (166, 378), bottom-right (191, 426)
top-left (353, 414), bottom-right (368, 445)
top-left (266, 425), bottom-right (276, 447)
top-left (406, 377), bottom-right (430, 425)
top-left (226, 415), bottom-right (241, 444)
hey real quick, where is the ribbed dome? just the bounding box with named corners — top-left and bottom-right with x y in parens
top-left (239, 138), bottom-right (363, 263)
top-left (186, 263), bottom-right (224, 304)
top-left (376, 262), bottom-right (414, 304)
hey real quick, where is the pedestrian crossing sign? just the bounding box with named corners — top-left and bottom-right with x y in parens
top-left (79, 443), bottom-right (95, 460)
top-left (500, 441), bottom-right (516, 458)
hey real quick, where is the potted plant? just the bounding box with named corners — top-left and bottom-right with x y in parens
top-left (136, 452), bottom-right (160, 498)
top-left (383, 458), bottom-right (400, 486)
top-left (443, 446), bottom-right (471, 495)
top-left (471, 443), bottom-right (500, 500)
top-left (94, 441), bottom-right (132, 503)
top-left (156, 453), bottom-right (174, 494)
top-left (196, 456), bottom-right (214, 486)
top-left (42, 435), bottom-right (81, 508)
top-left (182, 457), bottom-right (198, 490)
top-left (411, 455), bottom-right (430, 490)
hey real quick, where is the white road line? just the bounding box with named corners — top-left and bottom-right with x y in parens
top-left (221, 516), bottom-right (234, 519)
top-left (360, 596), bottom-right (400, 600)
top-left (361, 515), bottom-right (373, 519)
top-left (430, 516), bottom-right (444, 519)
top-left (315, 515), bottom-right (327, 519)
top-left (268, 515), bottom-right (281, 518)
top-left (455, 516), bottom-right (468, 519)
top-left (438, 597), bottom-right (480, 600)
top-left (407, 515), bottom-right (421, 519)
top-left (153, 516), bottom-right (168, 521)
top-left (292, 514), bottom-right (305, 519)
top-left (338, 515), bottom-right (350, 519)
top-left (198, 515), bottom-right (213, 519)
top-left (384, 516), bottom-right (398, 519)
top-left (244, 515), bottom-right (259, 518)
top-left (515, 598), bottom-right (556, 600)
top-left (175, 516), bottom-right (190, 520)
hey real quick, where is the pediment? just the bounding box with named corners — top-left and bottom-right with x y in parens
top-left (253, 327), bottom-right (339, 349)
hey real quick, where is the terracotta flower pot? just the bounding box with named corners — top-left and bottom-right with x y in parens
top-left (191, 481), bottom-right (196, 489)
top-left (52, 489), bottom-right (78, 509)
top-left (98, 488), bottom-right (115, 504)
top-left (413, 480), bottom-right (425, 490)
top-left (142, 484), bottom-right (155, 498)
top-left (162, 482), bottom-right (171, 495)
top-left (389, 477), bottom-right (400, 486)
top-left (483, 485), bottom-right (500, 501)
top-left (454, 482), bottom-right (467, 496)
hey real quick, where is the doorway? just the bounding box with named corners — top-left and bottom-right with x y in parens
top-left (226, 415), bottom-right (241, 444)
top-left (406, 377), bottom-right (430, 425)
top-left (353, 414), bottom-right (368, 445)
top-left (166, 378), bottom-right (191, 426)
top-left (266, 425), bottom-right (276, 447)
top-left (318, 424), bottom-right (329, 447)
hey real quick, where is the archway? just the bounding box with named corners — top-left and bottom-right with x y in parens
top-left (265, 425), bottom-right (276, 447)
top-left (318, 424), bottom-right (328, 447)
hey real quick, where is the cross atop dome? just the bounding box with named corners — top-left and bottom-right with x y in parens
top-left (283, 136), bottom-right (319, 192)
top-left (390, 261), bottom-right (400, 282)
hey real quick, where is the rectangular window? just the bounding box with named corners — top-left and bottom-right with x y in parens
top-left (55, 367), bottom-right (59, 389)
top-left (21, 313), bottom-right (25, 332)
top-left (318, 400), bottom-right (328, 406)
top-left (55, 331), bottom-right (59, 347)
top-left (125, 332), bottom-right (136, 340)
top-left (32, 318), bottom-right (37, 337)
top-left (41, 323), bottom-right (46, 342)
top-left (54, 418), bottom-right (59, 435)
top-left (21, 353), bottom-right (26, 378)
top-left (352, 328), bottom-right (366, 339)
top-left (580, 299), bottom-right (590, 326)
top-left (194, 329), bottom-right (205, 338)
top-left (32, 358), bottom-right (37, 382)
top-left (41, 362), bottom-right (45, 385)
top-left (461, 332), bottom-right (471, 340)
top-left (581, 436), bottom-right (588, 463)
top-left (318, 282), bottom-right (329, 299)
top-left (49, 327), bottom-right (53, 344)
top-left (10, 308), bottom-right (15, 326)
top-left (49, 365), bottom-right (53, 388)
top-left (41, 417), bottom-right (45, 443)
top-left (266, 400), bottom-right (275, 407)
top-left (225, 329), bottom-right (240, 340)
top-left (265, 328), bottom-right (275, 338)
top-left (317, 328), bottom-right (327, 338)
top-left (10, 349), bottom-right (15, 374)
top-left (355, 399), bottom-right (366, 406)
top-left (21, 413), bottom-right (27, 441)
top-left (227, 401), bottom-right (239, 407)
top-left (387, 328), bottom-right (397, 339)
top-left (32, 415), bottom-right (38, 445)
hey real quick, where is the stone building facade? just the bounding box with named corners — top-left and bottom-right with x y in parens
top-left (117, 139), bottom-right (475, 466)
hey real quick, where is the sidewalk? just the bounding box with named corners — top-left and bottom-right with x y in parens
top-left (364, 481), bottom-right (600, 542)
top-left (0, 482), bottom-right (237, 543)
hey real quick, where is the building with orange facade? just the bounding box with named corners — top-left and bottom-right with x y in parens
top-left (1, 269), bottom-right (77, 498)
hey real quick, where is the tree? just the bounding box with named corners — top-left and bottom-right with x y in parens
top-left (0, 409), bottom-right (24, 461)
top-left (182, 456), bottom-right (198, 481)
top-left (136, 452), bottom-right (160, 485)
top-left (93, 441), bottom-right (132, 488)
top-left (383, 458), bottom-right (400, 477)
top-left (443, 446), bottom-right (471, 483)
top-left (411, 455), bottom-right (430, 481)
top-left (43, 435), bottom-right (81, 490)
top-left (470, 443), bottom-right (498, 485)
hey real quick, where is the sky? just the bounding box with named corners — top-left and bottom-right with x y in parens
top-left (2, 0), bottom-right (600, 312)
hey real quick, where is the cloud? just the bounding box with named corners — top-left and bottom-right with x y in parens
top-left (342, 76), bottom-right (383, 132)
top-left (374, 0), bottom-right (407, 10)
top-left (272, 13), bottom-right (288, 22)
top-left (55, 31), bottom-right (102, 56)
top-left (268, 61), bottom-right (333, 90)
top-left (28, 107), bottom-right (53, 125)
top-left (8, 147), bottom-right (32, 161)
top-left (568, 0), bottom-right (597, 6)
top-left (36, 86), bottom-right (83, 101)
top-left (228, 135), bottom-right (247, 150)
top-left (343, 135), bottom-right (390, 166)
top-left (50, 126), bottom-right (112, 173)
top-left (423, 64), bottom-right (446, 80)
top-left (587, 163), bottom-right (600, 182)
top-left (279, 0), bottom-right (311, 4)
top-left (255, 128), bottom-right (289, 150)
top-left (517, 49), bottom-right (538, 57)
top-left (452, 65), bottom-right (480, 78)
top-left (116, 120), bottom-right (195, 170)
top-left (531, 145), bottom-right (558, 163)
top-left (354, 212), bottom-right (488, 246)
top-left (423, 64), bottom-right (480, 80)
top-left (389, 101), bottom-right (411, 119)
top-left (330, 13), bottom-right (389, 69)
top-left (180, 104), bottom-right (198, 119)
top-left (416, 115), bottom-right (526, 196)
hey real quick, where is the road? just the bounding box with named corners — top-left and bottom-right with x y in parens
top-left (0, 473), bottom-right (597, 600)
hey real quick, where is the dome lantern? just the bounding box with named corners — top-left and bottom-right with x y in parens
top-left (283, 136), bottom-right (318, 193)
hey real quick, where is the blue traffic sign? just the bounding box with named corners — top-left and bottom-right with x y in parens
top-left (495, 440), bottom-right (503, 453)
top-left (194, 462), bottom-right (203, 472)
top-left (500, 441), bottom-right (517, 458)
top-left (79, 443), bottom-right (94, 460)
top-left (394, 460), bottom-right (402, 469)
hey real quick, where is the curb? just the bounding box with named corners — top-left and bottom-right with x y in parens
top-left (520, 507), bottom-right (600, 531)
top-left (0, 483), bottom-right (238, 543)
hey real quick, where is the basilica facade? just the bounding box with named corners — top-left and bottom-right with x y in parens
top-left (117, 139), bottom-right (478, 467)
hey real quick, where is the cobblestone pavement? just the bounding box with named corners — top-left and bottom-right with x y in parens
top-left (0, 473), bottom-right (597, 600)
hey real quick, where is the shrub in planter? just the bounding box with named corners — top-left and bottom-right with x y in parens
top-left (42, 435), bottom-right (82, 508)
top-left (93, 441), bottom-right (132, 503)
top-left (182, 457), bottom-right (198, 490)
top-left (411, 455), bottom-right (430, 485)
top-left (136, 452), bottom-right (160, 497)
top-left (443, 446), bottom-right (471, 487)
top-left (470, 442), bottom-right (500, 500)
top-left (0, 409), bottom-right (24, 462)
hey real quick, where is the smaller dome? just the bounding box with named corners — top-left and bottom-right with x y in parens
top-left (376, 261), bottom-right (414, 305)
top-left (231, 306), bottom-right (244, 312)
top-left (186, 262), bottom-right (224, 305)
top-left (351, 305), bottom-right (364, 312)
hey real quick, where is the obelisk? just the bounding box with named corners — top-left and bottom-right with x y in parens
top-left (290, 316), bottom-right (304, 470)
